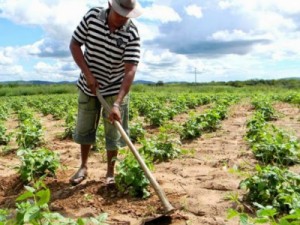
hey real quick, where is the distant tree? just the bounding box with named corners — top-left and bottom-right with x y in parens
top-left (229, 81), bottom-right (243, 87)
top-left (156, 81), bottom-right (164, 86)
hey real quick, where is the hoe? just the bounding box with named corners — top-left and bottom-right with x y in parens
top-left (96, 90), bottom-right (175, 224)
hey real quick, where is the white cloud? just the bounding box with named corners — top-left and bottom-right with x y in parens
top-left (0, 50), bottom-right (13, 65)
top-left (210, 29), bottom-right (248, 41)
top-left (245, 0), bottom-right (300, 14)
top-left (218, 0), bottom-right (300, 14)
top-left (0, 46), bottom-right (27, 66)
top-left (141, 5), bottom-right (181, 23)
top-left (185, 4), bottom-right (203, 19)
top-left (254, 34), bottom-right (300, 60)
top-left (32, 60), bottom-right (78, 81)
top-left (1, 0), bottom-right (300, 83)
top-left (0, 64), bottom-right (24, 81)
top-left (0, 0), bottom-right (91, 40)
top-left (218, 1), bottom-right (232, 10)
top-left (34, 61), bottom-right (55, 73)
top-left (142, 49), bottom-right (177, 65)
top-left (0, 0), bottom-right (51, 24)
top-left (138, 49), bottom-right (207, 82)
top-left (255, 11), bottom-right (296, 32)
top-left (34, 59), bottom-right (77, 73)
top-left (134, 20), bottom-right (159, 41)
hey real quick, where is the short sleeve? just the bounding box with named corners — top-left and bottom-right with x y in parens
top-left (72, 9), bottom-right (92, 44)
top-left (124, 37), bottom-right (140, 64)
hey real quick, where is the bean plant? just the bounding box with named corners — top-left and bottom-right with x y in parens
top-left (16, 148), bottom-right (60, 182)
top-left (115, 150), bottom-right (153, 198)
top-left (0, 180), bottom-right (108, 225)
top-left (240, 165), bottom-right (300, 214)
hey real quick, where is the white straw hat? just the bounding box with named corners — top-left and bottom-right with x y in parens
top-left (109, 0), bottom-right (143, 18)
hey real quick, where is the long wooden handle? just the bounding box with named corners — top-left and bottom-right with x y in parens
top-left (96, 90), bottom-right (174, 213)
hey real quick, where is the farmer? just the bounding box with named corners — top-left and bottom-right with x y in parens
top-left (69, 0), bottom-right (142, 186)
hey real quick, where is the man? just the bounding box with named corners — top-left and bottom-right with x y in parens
top-left (69, 0), bottom-right (142, 185)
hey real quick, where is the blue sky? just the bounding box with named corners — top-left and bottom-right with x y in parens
top-left (0, 0), bottom-right (300, 83)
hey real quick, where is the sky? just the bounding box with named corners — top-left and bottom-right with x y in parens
top-left (0, 0), bottom-right (300, 83)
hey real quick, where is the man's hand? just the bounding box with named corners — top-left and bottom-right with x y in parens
top-left (69, 38), bottom-right (99, 95)
top-left (85, 74), bottom-right (99, 95)
top-left (109, 104), bottom-right (121, 123)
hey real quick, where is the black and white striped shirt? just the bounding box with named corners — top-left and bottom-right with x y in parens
top-left (73, 7), bottom-right (140, 97)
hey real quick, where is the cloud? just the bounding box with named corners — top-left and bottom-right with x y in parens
top-left (0, 0), bottom-right (90, 59)
top-left (256, 11), bottom-right (296, 32)
top-left (0, 63), bottom-right (24, 81)
top-left (144, 0), bottom-right (298, 58)
top-left (1, 0), bottom-right (300, 83)
top-left (173, 39), bottom-right (270, 56)
top-left (220, 0), bottom-right (300, 14)
top-left (138, 49), bottom-right (208, 82)
top-left (33, 60), bottom-right (79, 81)
top-left (134, 20), bottom-right (159, 41)
top-left (185, 4), bottom-right (203, 19)
top-left (141, 4), bottom-right (181, 23)
top-left (210, 29), bottom-right (248, 41)
top-left (0, 50), bottom-right (13, 65)
top-left (29, 39), bottom-right (69, 58)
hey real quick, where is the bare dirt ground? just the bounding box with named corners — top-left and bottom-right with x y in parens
top-left (273, 102), bottom-right (300, 139)
top-left (0, 100), bottom-right (299, 225)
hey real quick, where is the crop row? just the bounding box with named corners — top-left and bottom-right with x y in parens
top-left (230, 96), bottom-right (300, 224)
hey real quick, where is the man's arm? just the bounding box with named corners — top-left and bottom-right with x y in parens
top-left (69, 38), bottom-right (98, 94)
top-left (109, 62), bottom-right (137, 122)
top-left (115, 63), bottom-right (138, 105)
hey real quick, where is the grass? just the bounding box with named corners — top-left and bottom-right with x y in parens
top-left (0, 82), bottom-right (299, 97)
top-left (132, 83), bottom-right (299, 95)
top-left (0, 84), bottom-right (77, 96)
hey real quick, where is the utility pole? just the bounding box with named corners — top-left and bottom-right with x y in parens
top-left (194, 67), bottom-right (197, 84)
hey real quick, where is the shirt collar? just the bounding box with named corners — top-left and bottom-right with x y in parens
top-left (103, 8), bottom-right (130, 32)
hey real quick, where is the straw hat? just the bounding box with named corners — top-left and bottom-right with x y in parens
top-left (109, 0), bottom-right (143, 18)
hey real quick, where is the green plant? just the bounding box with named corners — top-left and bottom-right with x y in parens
top-left (246, 114), bottom-right (300, 165)
top-left (62, 109), bottom-right (76, 139)
top-left (246, 112), bottom-right (300, 166)
top-left (240, 165), bottom-right (300, 214)
top-left (0, 209), bottom-right (9, 224)
top-left (92, 124), bottom-right (106, 152)
top-left (146, 108), bottom-right (169, 127)
top-left (180, 117), bottom-right (201, 140)
top-left (228, 207), bottom-right (300, 225)
top-left (139, 132), bottom-right (182, 163)
top-left (129, 121), bottom-right (146, 143)
top-left (0, 105), bottom-right (9, 120)
top-left (196, 110), bottom-right (222, 132)
top-left (129, 106), bottom-right (139, 121)
top-left (16, 118), bottom-right (44, 149)
top-left (180, 103), bottom-right (228, 140)
top-left (0, 122), bottom-right (12, 145)
top-left (251, 127), bottom-right (300, 165)
top-left (2, 180), bottom-right (108, 225)
top-left (224, 192), bottom-right (244, 212)
top-left (245, 113), bottom-right (266, 143)
top-left (115, 152), bottom-right (153, 198)
top-left (17, 108), bottom-right (34, 122)
top-left (16, 148), bottom-right (60, 182)
top-left (251, 98), bottom-right (277, 121)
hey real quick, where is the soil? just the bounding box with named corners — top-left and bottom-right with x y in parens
top-left (0, 100), bottom-right (299, 225)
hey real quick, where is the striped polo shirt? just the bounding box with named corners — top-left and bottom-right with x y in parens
top-left (72, 7), bottom-right (140, 97)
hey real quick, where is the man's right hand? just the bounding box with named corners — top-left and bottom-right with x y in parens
top-left (69, 38), bottom-right (99, 95)
top-left (85, 73), bottom-right (99, 95)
